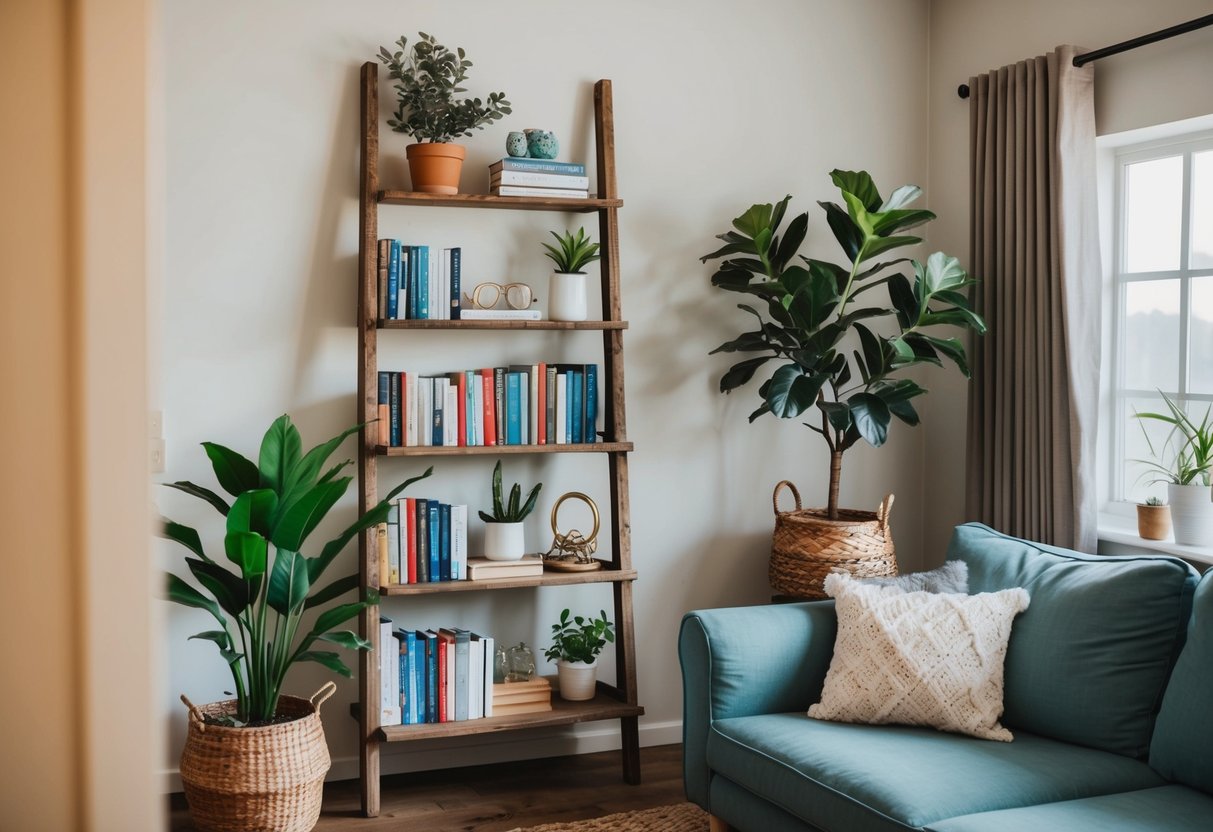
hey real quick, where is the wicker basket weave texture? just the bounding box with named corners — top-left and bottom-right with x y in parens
top-left (179, 684), bottom-right (334, 832)
top-left (769, 481), bottom-right (897, 600)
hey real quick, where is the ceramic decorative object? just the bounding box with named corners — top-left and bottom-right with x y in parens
top-left (1167, 483), bottom-right (1213, 545)
top-left (506, 131), bottom-right (529, 158)
top-left (556, 659), bottom-right (598, 701)
top-left (548, 272), bottom-right (588, 322)
top-left (505, 643), bottom-right (537, 682)
top-left (483, 520), bottom-right (526, 561)
top-left (1137, 503), bottom-right (1172, 541)
top-left (525, 129), bottom-right (559, 160)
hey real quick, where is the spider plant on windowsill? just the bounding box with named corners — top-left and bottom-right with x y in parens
top-left (1134, 392), bottom-right (1213, 545)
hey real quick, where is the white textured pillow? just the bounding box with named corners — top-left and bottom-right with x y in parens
top-left (808, 572), bottom-right (1029, 742)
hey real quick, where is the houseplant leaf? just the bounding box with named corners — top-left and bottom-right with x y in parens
top-left (202, 442), bottom-right (261, 498)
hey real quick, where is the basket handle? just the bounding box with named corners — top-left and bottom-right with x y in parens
top-left (876, 493), bottom-right (895, 529)
top-left (310, 681), bottom-right (338, 712)
top-left (180, 694), bottom-right (207, 733)
top-left (772, 481), bottom-right (802, 516)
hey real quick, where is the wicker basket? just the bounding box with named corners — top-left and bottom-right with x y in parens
top-left (179, 682), bottom-right (335, 832)
top-left (770, 481), bottom-right (897, 599)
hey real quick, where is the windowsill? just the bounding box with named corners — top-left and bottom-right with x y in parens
top-left (1098, 512), bottom-right (1213, 566)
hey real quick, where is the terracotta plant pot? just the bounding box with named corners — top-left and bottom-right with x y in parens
top-left (1137, 504), bottom-right (1172, 541)
top-left (406, 142), bottom-right (467, 195)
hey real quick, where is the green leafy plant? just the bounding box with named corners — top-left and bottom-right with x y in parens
top-left (1143, 496), bottom-right (1166, 507)
top-left (543, 609), bottom-right (615, 664)
top-left (701, 170), bottom-right (987, 519)
top-left (161, 415), bottom-right (432, 725)
top-left (542, 228), bottom-right (601, 274)
top-left (478, 460), bottom-right (542, 523)
top-left (1134, 392), bottom-right (1213, 487)
top-left (377, 32), bottom-right (510, 143)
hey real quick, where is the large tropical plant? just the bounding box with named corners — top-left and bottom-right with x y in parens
top-left (161, 415), bottom-right (431, 725)
top-left (702, 170), bottom-right (986, 519)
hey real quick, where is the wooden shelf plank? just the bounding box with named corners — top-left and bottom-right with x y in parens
top-left (379, 191), bottom-right (622, 212)
top-left (377, 442), bottom-right (632, 457)
top-left (374, 693), bottom-right (644, 742)
top-left (379, 319), bottom-right (628, 331)
top-left (380, 566), bottom-right (637, 596)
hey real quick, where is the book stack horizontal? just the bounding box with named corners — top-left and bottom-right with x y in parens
top-left (379, 621), bottom-right (498, 727)
top-left (492, 677), bottom-right (552, 716)
top-left (376, 498), bottom-right (468, 587)
top-left (377, 241), bottom-right (461, 321)
top-left (377, 363), bottom-right (600, 449)
top-left (466, 555), bottom-right (545, 581)
top-left (489, 158), bottom-right (589, 199)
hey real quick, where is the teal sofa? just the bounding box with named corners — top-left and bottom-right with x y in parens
top-left (680, 523), bottom-right (1213, 831)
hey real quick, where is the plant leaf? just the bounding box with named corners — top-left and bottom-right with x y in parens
top-left (187, 557), bottom-right (253, 617)
top-left (879, 184), bottom-right (922, 211)
top-left (818, 201), bottom-right (863, 262)
top-left (165, 572), bottom-right (224, 623)
top-left (226, 488), bottom-right (278, 538)
top-left (272, 478), bottom-right (350, 551)
top-left (258, 414), bottom-right (302, 495)
top-left (295, 650), bottom-right (353, 677)
top-left (719, 356), bottom-right (772, 393)
top-left (316, 630), bottom-right (372, 651)
top-left (765, 364), bottom-right (826, 419)
top-left (163, 481), bottom-right (230, 515)
top-left (848, 392), bottom-right (891, 447)
top-left (267, 548), bottom-right (311, 615)
top-left (830, 169), bottom-right (882, 211)
top-left (224, 531), bottom-right (268, 579)
top-left (305, 573), bottom-right (360, 610)
top-left (162, 519), bottom-right (211, 563)
top-left (202, 442), bottom-right (261, 498)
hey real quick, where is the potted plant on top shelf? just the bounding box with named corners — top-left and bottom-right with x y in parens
top-left (543, 227), bottom-right (601, 322)
top-left (479, 460), bottom-right (542, 561)
top-left (544, 608), bottom-right (615, 701)
top-left (378, 32), bottom-right (511, 195)
top-left (701, 170), bottom-right (987, 598)
top-left (1134, 392), bottom-right (1213, 545)
top-left (161, 414), bottom-right (431, 832)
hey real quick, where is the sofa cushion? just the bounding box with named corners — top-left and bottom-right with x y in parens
top-left (707, 712), bottom-right (1165, 831)
top-left (946, 523), bottom-right (1198, 757)
top-left (926, 785), bottom-right (1213, 832)
top-left (862, 560), bottom-right (969, 594)
top-left (1150, 571), bottom-right (1213, 794)
top-left (809, 573), bottom-right (1028, 741)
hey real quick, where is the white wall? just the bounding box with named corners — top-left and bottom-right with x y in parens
top-left (157, 0), bottom-right (930, 785)
top-left (922, 0), bottom-right (1213, 562)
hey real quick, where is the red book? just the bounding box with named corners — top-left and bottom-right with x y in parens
top-left (448, 371), bottom-right (467, 447)
top-left (536, 362), bottom-right (547, 444)
top-left (436, 636), bottom-right (448, 722)
top-left (480, 368), bottom-right (496, 446)
top-left (404, 497), bottom-right (417, 584)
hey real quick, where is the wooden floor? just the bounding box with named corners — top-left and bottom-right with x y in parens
top-left (168, 744), bottom-right (687, 831)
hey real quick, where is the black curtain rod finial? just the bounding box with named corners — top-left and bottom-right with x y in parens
top-left (958, 83), bottom-right (971, 99)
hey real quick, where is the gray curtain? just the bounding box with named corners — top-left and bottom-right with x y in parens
top-left (965, 45), bottom-right (1101, 552)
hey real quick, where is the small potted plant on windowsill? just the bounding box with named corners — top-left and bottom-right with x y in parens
top-left (544, 608), bottom-right (615, 701)
top-left (1134, 392), bottom-right (1213, 545)
top-left (1136, 496), bottom-right (1172, 541)
top-left (378, 32), bottom-right (511, 195)
top-left (478, 460), bottom-right (542, 561)
top-left (542, 227), bottom-right (600, 321)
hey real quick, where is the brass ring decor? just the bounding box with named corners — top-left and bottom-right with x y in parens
top-left (543, 491), bottom-right (602, 572)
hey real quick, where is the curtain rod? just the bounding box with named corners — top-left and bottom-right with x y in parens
top-left (957, 13), bottom-right (1213, 99)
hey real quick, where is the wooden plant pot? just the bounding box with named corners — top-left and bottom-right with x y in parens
top-left (405, 142), bottom-right (466, 194)
top-left (770, 481), bottom-right (897, 600)
top-left (179, 683), bottom-right (335, 832)
top-left (1137, 504), bottom-right (1172, 541)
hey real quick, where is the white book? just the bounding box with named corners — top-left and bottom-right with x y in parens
top-left (459, 309), bottom-right (543, 321)
top-left (529, 365), bottom-right (540, 447)
top-left (445, 634), bottom-right (456, 720)
top-left (491, 170), bottom-right (591, 190)
top-left (555, 374), bottom-right (568, 444)
top-left (452, 504), bottom-right (468, 580)
top-left (380, 619), bottom-right (401, 725)
top-left (442, 249), bottom-right (451, 320)
top-left (481, 634), bottom-right (495, 718)
top-left (419, 377), bottom-right (432, 447)
top-left (469, 636), bottom-right (484, 719)
top-left (444, 383), bottom-right (458, 446)
top-left (464, 370), bottom-right (476, 445)
top-left (519, 379), bottom-right (529, 445)
top-left (431, 377), bottom-right (446, 446)
top-left (492, 185), bottom-right (589, 199)
top-left (387, 501), bottom-right (400, 584)
top-left (405, 373), bottom-right (418, 446)
top-left (428, 250), bottom-right (438, 320)
top-left (471, 377), bottom-right (484, 446)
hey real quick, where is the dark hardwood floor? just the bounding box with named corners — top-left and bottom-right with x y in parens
top-left (168, 744), bottom-right (687, 831)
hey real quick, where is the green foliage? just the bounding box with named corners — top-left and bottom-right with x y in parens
top-left (543, 608), bottom-right (615, 664)
top-left (478, 460), bottom-right (542, 523)
top-left (161, 415), bottom-right (432, 725)
top-left (1133, 392), bottom-right (1213, 487)
top-left (377, 32), bottom-right (511, 143)
top-left (1143, 496), bottom-right (1165, 507)
top-left (702, 170), bottom-right (987, 515)
top-left (542, 228), bottom-right (601, 274)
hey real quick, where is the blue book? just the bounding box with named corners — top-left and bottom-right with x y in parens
top-left (570, 370), bottom-right (583, 443)
top-left (464, 370), bottom-right (477, 445)
top-left (449, 247), bottom-right (462, 320)
top-left (415, 499), bottom-right (429, 583)
top-left (439, 503), bottom-right (451, 581)
top-left (389, 372), bottom-right (402, 447)
top-left (564, 371), bottom-right (574, 444)
top-left (412, 630), bottom-right (428, 723)
top-left (404, 245), bottom-right (415, 319)
top-left (377, 372), bottom-right (389, 443)
top-left (417, 245), bottom-right (430, 320)
top-left (506, 373), bottom-right (522, 445)
top-left (428, 501), bottom-right (440, 582)
top-left (493, 157), bottom-right (586, 176)
top-left (432, 379), bottom-right (445, 446)
top-left (404, 630), bottom-right (419, 724)
top-left (397, 246), bottom-right (408, 319)
top-left (386, 240), bottom-right (400, 319)
top-left (394, 629), bottom-right (408, 725)
top-left (584, 364), bottom-right (598, 442)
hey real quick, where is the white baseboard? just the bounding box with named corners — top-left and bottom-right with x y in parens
top-left (161, 718), bottom-right (682, 793)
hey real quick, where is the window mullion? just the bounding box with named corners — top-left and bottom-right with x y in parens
top-left (1179, 150), bottom-right (1193, 399)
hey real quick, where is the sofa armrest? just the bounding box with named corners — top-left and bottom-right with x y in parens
top-left (678, 600), bottom-right (837, 808)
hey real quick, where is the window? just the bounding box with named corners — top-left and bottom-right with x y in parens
top-left (1109, 132), bottom-right (1213, 505)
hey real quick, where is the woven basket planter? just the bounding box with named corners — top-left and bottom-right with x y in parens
top-left (770, 481), bottom-right (897, 599)
top-left (179, 682), bottom-right (335, 832)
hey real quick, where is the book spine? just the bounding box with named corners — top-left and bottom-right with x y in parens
top-left (469, 637), bottom-right (484, 719)
top-left (445, 635), bottom-right (456, 719)
top-left (377, 239), bottom-right (390, 320)
top-left (458, 309), bottom-right (543, 321)
top-left (451, 372), bottom-right (467, 447)
top-left (480, 369), bottom-right (496, 446)
top-left (413, 632), bottom-right (425, 723)
top-left (450, 247), bottom-right (461, 320)
top-left (481, 635), bottom-right (494, 718)
top-left (419, 246), bottom-right (430, 319)
top-left (405, 373), bottom-right (417, 447)
top-left (491, 185), bottom-right (588, 198)
top-left (388, 372), bottom-right (401, 447)
top-left (387, 501), bottom-right (400, 584)
top-left (585, 364), bottom-right (598, 442)
top-left (377, 372), bottom-right (390, 446)
top-left (537, 363), bottom-right (547, 444)
top-left (415, 499), bottom-right (429, 583)
top-left (556, 373), bottom-right (568, 444)
top-left (529, 364), bottom-right (540, 446)
top-left (376, 523), bottom-right (388, 588)
top-left (439, 248), bottom-right (448, 321)
top-left (506, 373), bottom-right (522, 445)
top-left (406, 631), bottom-right (418, 724)
top-left (427, 501), bottom-right (440, 581)
top-left (567, 371), bottom-right (579, 443)
top-left (421, 632), bottom-right (436, 723)
top-left (454, 632), bottom-right (470, 721)
top-left (386, 240), bottom-right (400, 319)
top-left (431, 378), bottom-right (444, 447)
top-left (494, 158), bottom-right (586, 175)
top-left (405, 497), bottom-right (417, 583)
top-left (396, 631), bottom-right (408, 724)
top-left (492, 170), bottom-right (591, 189)
top-left (494, 368), bottom-right (506, 445)
top-left (545, 365), bottom-right (557, 445)
top-left (436, 635), bottom-right (448, 723)
top-left (464, 370), bottom-right (476, 446)
top-left (444, 383), bottom-right (459, 447)
top-left (439, 503), bottom-right (451, 581)
top-left (452, 504), bottom-right (467, 580)
top-left (404, 246), bottom-right (414, 319)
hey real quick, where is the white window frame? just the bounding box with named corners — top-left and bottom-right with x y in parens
top-left (1107, 130), bottom-right (1213, 508)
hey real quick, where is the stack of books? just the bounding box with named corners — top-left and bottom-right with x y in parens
top-left (377, 241), bottom-right (461, 321)
top-left (489, 157), bottom-right (589, 199)
top-left (466, 554), bottom-right (545, 581)
top-left (377, 498), bottom-right (468, 586)
top-left (379, 621), bottom-right (497, 726)
top-left (492, 677), bottom-right (553, 716)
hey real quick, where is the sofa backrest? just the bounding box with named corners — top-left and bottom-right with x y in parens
top-left (1150, 570), bottom-right (1213, 793)
top-left (946, 523), bottom-right (1198, 758)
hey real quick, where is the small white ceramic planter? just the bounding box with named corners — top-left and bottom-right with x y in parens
top-left (556, 658), bottom-right (598, 701)
top-left (548, 272), bottom-right (588, 321)
top-left (483, 521), bottom-right (525, 561)
top-left (1168, 483), bottom-right (1213, 546)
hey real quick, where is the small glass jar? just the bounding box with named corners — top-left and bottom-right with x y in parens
top-left (505, 642), bottom-right (536, 682)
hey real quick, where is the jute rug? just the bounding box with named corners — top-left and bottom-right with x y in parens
top-left (509, 802), bottom-right (708, 831)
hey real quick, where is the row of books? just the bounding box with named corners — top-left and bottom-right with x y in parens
top-left (489, 157), bottom-right (590, 200)
top-left (376, 499), bottom-right (468, 585)
top-left (379, 622), bottom-right (494, 726)
top-left (377, 241), bottom-right (461, 321)
top-left (376, 364), bottom-right (600, 448)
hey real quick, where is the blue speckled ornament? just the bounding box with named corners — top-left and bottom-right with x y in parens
top-left (506, 131), bottom-right (529, 158)
top-left (527, 130), bottom-right (559, 160)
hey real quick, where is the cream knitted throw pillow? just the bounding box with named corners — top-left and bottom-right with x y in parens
top-left (808, 572), bottom-right (1029, 742)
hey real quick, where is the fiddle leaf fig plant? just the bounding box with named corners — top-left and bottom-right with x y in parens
top-left (161, 415), bottom-right (432, 726)
top-left (378, 32), bottom-right (511, 143)
top-left (702, 170), bottom-right (987, 519)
